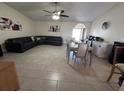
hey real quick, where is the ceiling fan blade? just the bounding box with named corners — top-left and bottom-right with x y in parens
top-left (60, 10), bottom-right (64, 13)
top-left (60, 15), bottom-right (69, 17)
top-left (45, 15), bottom-right (51, 16)
top-left (42, 10), bottom-right (52, 14)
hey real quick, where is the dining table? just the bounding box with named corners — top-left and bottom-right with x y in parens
top-left (67, 41), bottom-right (93, 66)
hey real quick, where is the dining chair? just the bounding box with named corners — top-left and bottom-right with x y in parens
top-left (107, 46), bottom-right (124, 82)
top-left (73, 43), bottom-right (88, 65)
top-left (66, 39), bottom-right (78, 63)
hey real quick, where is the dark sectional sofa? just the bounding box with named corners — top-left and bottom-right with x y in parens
top-left (5, 36), bottom-right (63, 53)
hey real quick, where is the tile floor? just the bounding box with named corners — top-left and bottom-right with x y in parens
top-left (0, 45), bottom-right (120, 91)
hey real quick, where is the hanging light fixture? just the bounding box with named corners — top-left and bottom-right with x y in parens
top-left (43, 2), bottom-right (69, 20)
top-left (52, 15), bottom-right (60, 20)
top-left (52, 2), bottom-right (60, 20)
top-left (52, 13), bottom-right (60, 20)
top-left (52, 11), bottom-right (61, 20)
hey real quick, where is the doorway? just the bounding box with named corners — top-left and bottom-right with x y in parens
top-left (72, 23), bottom-right (87, 42)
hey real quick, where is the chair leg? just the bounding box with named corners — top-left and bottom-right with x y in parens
top-left (107, 66), bottom-right (115, 82)
top-left (84, 57), bottom-right (87, 66)
top-left (72, 51), bottom-right (75, 60)
top-left (74, 56), bottom-right (77, 64)
top-left (67, 50), bottom-right (70, 64)
top-left (81, 57), bottom-right (84, 66)
top-left (80, 57), bottom-right (86, 66)
top-left (89, 51), bottom-right (93, 66)
top-left (66, 49), bottom-right (68, 58)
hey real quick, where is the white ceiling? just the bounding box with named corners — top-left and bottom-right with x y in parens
top-left (6, 2), bottom-right (118, 22)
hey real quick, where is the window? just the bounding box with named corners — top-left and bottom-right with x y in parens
top-left (72, 23), bottom-right (87, 42)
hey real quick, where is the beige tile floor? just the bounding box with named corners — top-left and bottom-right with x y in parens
top-left (0, 45), bottom-right (121, 91)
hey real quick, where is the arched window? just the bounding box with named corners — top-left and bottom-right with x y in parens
top-left (72, 23), bottom-right (87, 42)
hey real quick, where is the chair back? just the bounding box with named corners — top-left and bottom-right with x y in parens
top-left (113, 46), bottom-right (124, 65)
top-left (76, 43), bottom-right (88, 57)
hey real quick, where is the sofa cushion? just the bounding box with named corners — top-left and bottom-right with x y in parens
top-left (23, 37), bottom-right (32, 43)
top-left (36, 37), bottom-right (41, 41)
top-left (23, 42), bottom-right (34, 50)
top-left (8, 37), bottom-right (32, 44)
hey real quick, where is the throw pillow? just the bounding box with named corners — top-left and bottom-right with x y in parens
top-left (36, 37), bottom-right (41, 41)
top-left (31, 36), bottom-right (35, 42)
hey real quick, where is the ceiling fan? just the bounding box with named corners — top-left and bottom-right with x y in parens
top-left (42, 2), bottom-right (69, 20)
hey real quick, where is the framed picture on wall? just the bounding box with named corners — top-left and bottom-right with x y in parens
top-left (0, 17), bottom-right (22, 31)
top-left (48, 25), bottom-right (60, 32)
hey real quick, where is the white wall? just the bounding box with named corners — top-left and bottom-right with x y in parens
top-left (90, 3), bottom-right (124, 44)
top-left (0, 3), bottom-right (34, 44)
top-left (34, 21), bottom-right (92, 43)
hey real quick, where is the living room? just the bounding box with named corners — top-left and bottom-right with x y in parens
top-left (0, 1), bottom-right (124, 91)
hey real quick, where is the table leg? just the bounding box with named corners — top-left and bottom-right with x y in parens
top-left (89, 50), bottom-right (93, 66)
top-left (67, 50), bottom-right (70, 64)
